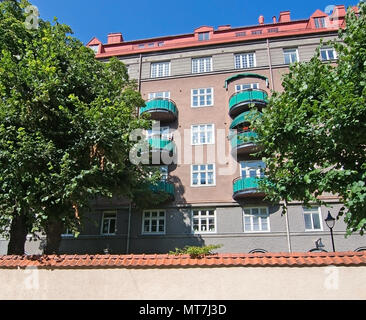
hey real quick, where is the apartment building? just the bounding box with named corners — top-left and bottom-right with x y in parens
top-left (1, 5), bottom-right (363, 255)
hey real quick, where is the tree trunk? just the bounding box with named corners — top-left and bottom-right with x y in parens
top-left (44, 218), bottom-right (63, 255)
top-left (7, 213), bottom-right (28, 255)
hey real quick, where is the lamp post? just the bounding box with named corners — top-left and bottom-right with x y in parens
top-left (325, 211), bottom-right (336, 252)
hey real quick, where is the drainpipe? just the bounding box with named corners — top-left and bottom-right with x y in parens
top-left (126, 202), bottom-right (132, 254)
top-left (266, 38), bottom-right (275, 91)
top-left (284, 200), bottom-right (292, 253)
top-left (137, 53), bottom-right (143, 117)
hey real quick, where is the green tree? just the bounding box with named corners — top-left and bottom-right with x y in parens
top-left (0, 0), bottom-right (162, 254)
top-left (254, 3), bottom-right (366, 235)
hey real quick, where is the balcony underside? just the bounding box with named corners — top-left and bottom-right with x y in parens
top-left (229, 100), bottom-right (267, 119)
top-left (141, 109), bottom-right (177, 122)
top-left (150, 181), bottom-right (175, 201)
top-left (231, 143), bottom-right (259, 156)
top-left (233, 189), bottom-right (266, 201)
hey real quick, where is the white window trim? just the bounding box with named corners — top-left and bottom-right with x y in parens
top-left (191, 124), bottom-right (215, 146)
top-left (240, 161), bottom-right (266, 178)
top-left (191, 209), bottom-right (217, 234)
top-left (191, 87), bottom-right (214, 108)
top-left (320, 47), bottom-right (337, 61)
top-left (150, 61), bottom-right (171, 78)
top-left (234, 52), bottom-right (257, 69)
top-left (243, 207), bottom-right (271, 233)
top-left (192, 57), bottom-right (213, 74)
top-left (303, 207), bottom-right (324, 232)
top-left (283, 48), bottom-right (299, 64)
top-left (142, 210), bottom-right (166, 235)
top-left (101, 211), bottom-right (117, 236)
top-left (191, 164), bottom-right (216, 187)
top-left (148, 91), bottom-right (171, 100)
top-left (235, 83), bottom-right (259, 92)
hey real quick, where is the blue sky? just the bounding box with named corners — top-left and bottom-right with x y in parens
top-left (30, 0), bottom-right (359, 44)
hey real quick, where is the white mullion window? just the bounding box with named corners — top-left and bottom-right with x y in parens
top-left (320, 47), bottom-right (337, 61)
top-left (314, 17), bottom-right (326, 28)
top-left (142, 210), bottom-right (166, 234)
top-left (148, 91), bottom-right (170, 100)
top-left (235, 83), bottom-right (259, 92)
top-left (283, 48), bottom-right (299, 64)
top-left (240, 161), bottom-right (266, 178)
top-left (191, 88), bottom-right (213, 107)
top-left (191, 164), bottom-right (215, 186)
top-left (234, 53), bottom-right (256, 69)
top-left (243, 207), bottom-right (270, 232)
top-left (303, 207), bottom-right (323, 231)
top-left (191, 124), bottom-right (214, 145)
top-left (151, 62), bottom-right (170, 78)
top-left (101, 212), bottom-right (117, 235)
top-left (192, 209), bottom-right (216, 233)
top-left (192, 57), bottom-right (212, 73)
top-left (146, 126), bottom-right (171, 140)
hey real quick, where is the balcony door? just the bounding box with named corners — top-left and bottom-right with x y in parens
top-left (240, 161), bottom-right (265, 179)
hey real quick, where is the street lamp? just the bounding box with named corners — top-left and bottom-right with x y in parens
top-left (325, 211), bottom-right (336, 252)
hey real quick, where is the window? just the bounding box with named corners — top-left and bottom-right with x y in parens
top-left (243, 208), bottom-right (270, 232)
top-left (151, 61), bottom-right (170, 78)
top-left (192, 209), bottom-right (216, 233)
top-left (314, 17), bottom-right (326, 28)
top-left (148, 43), bottom-right (154, 48)
top-left (62, 228), bottom-right (74, 238)
top-left (303, 207), bottom-right (323, 231)
top-left (251, 30), bottom-right (262, 35)
top-left (101, 212), bottom-right (117, 235)
top-left (283, 48), bottom-right (299, 64)
top-left (138, 44), bottom-right (145, 49)
top-left (235, 83), bottom-right (259, 92)
top-left (142, 210), bottom-right (166, 234)
top-left (148, 91), bottom-right (170, 100)
top-left (198, 32), bottom-right (210, 41)
top-left (192, 57), bottom-right (212, 73)
top-left (240, 161), bottom-right (265, 178)
top-left (320, 47), bottom-right (337, 61)
top-left (158, 42), bottom-right (165, 47)
top-left (160, 165), bottom-right (168, 181)
top-left (235, 32), bottom-right (246, 37)
top-left (191, 124), bottom-right (214, 145)
top-left (234, 53), bottom-right (256, 69)
top-left (146, 126), bottom-right (171, 140)
top-left (268, 28), bottom-right (279, 33)
top-left (191, 164), bottom-right (215, 186)
top-left (191, 88), bottom-right (213, 107)
top-left (89, 45), bottom-right (99, 54)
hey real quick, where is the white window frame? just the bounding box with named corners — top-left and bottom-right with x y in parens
top-left (191, 88), bottom-right (214, 107)
top-left (198, 32), bottom-right (210, 41)
top-left (191, 209), bottom-right (217, 234)
top-left (191, 124), bottom-right (215, 145)
top-left (148, 91), bottom-right (171, 100)
top-left (146, 126), bottom-right (171, 140)
top-left (142, 210), bottom-right (166, 235)
top-left (191, 164), bottom-right (216, 187)
top-left (240, 161), bottom-right (266, 178)
top-left (101, 211), bottom-right (117, 236)
top-left (192, 57), bottom-right (212, 73)
top-left (89, 45), bottom-right (99, 54)
top-left (151, 61), bottom-right (171, 78)
top-left (234, 53), bottom-right (256, 69)
top-left (283, 48), bottom-right (299, 64)
top-left (243, 207), bottom-right (270, 233)
top-left (320, 47), bottom-right (337, 61)
top-left (314, 17), bottom-right (326, 28)
top-left (303, 207), bottom-right (323, 232)
top-left (235, 83), bottom-right (259, 92)
top-left (61, 228), bottom-right (74, 238)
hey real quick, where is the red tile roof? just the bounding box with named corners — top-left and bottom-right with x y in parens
top-left (0, 251), bottom-right (365, 269)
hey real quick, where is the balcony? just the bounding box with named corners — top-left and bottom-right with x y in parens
top-left (233, 177), bottom-right (265, 201)
top-left (230, 131), bottom-right (259, 156)
top-left (149, 180), bottom-right (175, 200)
top-left (144, 138), bottom-right (175, 161)
top-left (140, 98), bottom-right (178, 122)
top-left (230, 111), bottom-right (262, 130)
top-left (229, 89), bottom-right (268, 118)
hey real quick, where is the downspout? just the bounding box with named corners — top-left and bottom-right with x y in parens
top-left (126, 202), bottom-right (132, 254)
top-left (284, 200), bottom-right (292, 253)
top-left (137, 53), bottom-right (143, 117)
top-left (266, 38), bottom-right (275, 91)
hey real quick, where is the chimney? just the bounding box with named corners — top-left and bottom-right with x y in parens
top-left (330, 5), bottom-right (346, 19)
top-left (272, 16), bottom-right (277, 24)
top-left (258, 15), bottom-right (264, 25)
top-left (218, 25), bottom-right (231, 31)
top-left (107, 32), bottom-right (123, 44)
top-left (278, 11), bottom-right (291, 23)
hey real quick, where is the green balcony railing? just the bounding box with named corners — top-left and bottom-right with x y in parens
top-left (230, 111), bottom-right (262, 130)
top-left (149, 180), bottom-right (175, 198)
top-left (140, 98), bottom-right (178, 117)
top-left (230, 131), bottom-right (258, 148)
top-left (229, 89), bottom-right (268, 114)
top-left (148, 138), bottom-right (175, 153)
top-left (233, 177), bottom-right (262, 195)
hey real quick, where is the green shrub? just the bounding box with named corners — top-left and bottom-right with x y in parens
top-left (169, 244), bottom-right (223, 258)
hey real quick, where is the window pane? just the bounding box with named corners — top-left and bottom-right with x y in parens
top-left (109, 219), bottom-right (116, 234)
top-left (312, 213), bottom-right (321, 230)
top-left (253, 216), bottom-right (260, 231)
top-left (304, 214), bottom-right (312, 230)
top-left (261, 217), bottom-right (268, 231)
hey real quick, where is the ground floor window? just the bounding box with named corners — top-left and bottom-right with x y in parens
top-left (192, 209), bottom-right (216, 233)
top-left (142, 210), bottom-right (166, 234)
top-left (101, 212), bottom-right (117, 235)
top-left (243, 207), bottom-right (270, 232)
